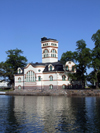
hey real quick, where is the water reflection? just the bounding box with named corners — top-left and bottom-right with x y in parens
top-left (0, 96), bottom-right (100, 132)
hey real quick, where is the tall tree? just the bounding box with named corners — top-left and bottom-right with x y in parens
top-left (0, 49), bottom-right (27, 87)
top-left (91, 29), bottom-right (100, 89)
top-left (75, 40), bottom-right (92, 88)
top-left (60, 39), bottom-right (91, 89)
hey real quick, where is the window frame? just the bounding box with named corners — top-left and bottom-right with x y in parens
top-left (49, 75), bottom-right (53, 81)
top-left (49, 85), bottom-right (53, 89)
top-left (62, 75), bottom-right (66, 81)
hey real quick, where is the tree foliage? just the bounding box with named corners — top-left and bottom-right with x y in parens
top-left (91, 29), bottom-right (100, 88)
top-left (0, 49), bottom-right (27, 86)
top-left (60, 40), bottom-right (92, 89)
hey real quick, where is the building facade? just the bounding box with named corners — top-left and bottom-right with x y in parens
top-left (14, 37), bottom-right (81, 91)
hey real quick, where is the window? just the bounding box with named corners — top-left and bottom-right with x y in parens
top-left (26, 71), bottom-right (35, 82)
top-left (66, 66), bottom-right (68, 71)
top-left (72, 66), bottom-right (74, 71)
top-left (49, 85), bottom-right (53, 89)
top-left (18, 86), bottom-right (21, 89)
top-left (43, 49), bottom-right (48, 53)
top-left (43, 49), bottom-right (49, 58)
top-left (51, 49), bottom-right (56, 53)
top-left (38, 76), bottom-right (41, 81)
top-left (43, 43), bottom-right (48, 46)
top-left (51, 43), bottom-right (57, 46)
top-left (19, 69), bottom-right (21, 73)
top-left (50, 66), bottom-right (52, 71)
top-left (38, 69), bottom-right (41, 72)
top-left (18, 78), bottom-right (21, 82)
top-left (62, 85), bottom-right (66, 89)
top-left (62, 75), bottom-right (66, 81)
top-left (49, 76), bottom-right (53, 81)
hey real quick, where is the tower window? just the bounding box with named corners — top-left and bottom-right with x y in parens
top-left (51, 43), bottom-right (57, 46)
top-left (51, 49), bottom-right (56, 53)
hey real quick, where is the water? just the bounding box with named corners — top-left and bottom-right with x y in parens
top-left (0, 96), bottom-right (100, 133)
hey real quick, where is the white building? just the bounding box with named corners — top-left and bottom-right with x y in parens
top-left (14, 37), bottom-right (81, 91)
top-left (0, 80), bottom-right (9, 88)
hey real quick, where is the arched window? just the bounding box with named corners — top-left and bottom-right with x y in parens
top-left (51, 49), bottom-right (56, 53)
top-left (43, 49), bottom-right (49, 58)
top-left (26, 71), bottom-right (35, 82)
top-left (51, 49), bottom-right (56, 57)
top-left (18, 78), bottom-right (21, 82)
top-left (49, 85), bottom-right (53, 89)
top-left (43, 49), bottom-right (49, 53)
top-left (62, 85), bottom-right (66, 89)
top-left (49, 76), bottom-right (53, 81)
top-left (50, 65), bottom-right (52, 71)
top-left (72, 66), bottom-right (74, 71)
top-left (66, 66), bottom-right (68, 71)
top-left (18, 86), bottom-right (21, 89)
top-left (62, 75), bottom-right (66, 81)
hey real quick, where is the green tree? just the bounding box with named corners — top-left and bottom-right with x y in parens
top-left (75, 40), bottom-right (92, 88)
top-left (91, 29), bottom-right (100, 89)
top-left (60, 51), bottom-right (76, 64)
top-left (0, 49), bottom-right (27, 87)
top-left (60, 39), bottom-right (91, 89)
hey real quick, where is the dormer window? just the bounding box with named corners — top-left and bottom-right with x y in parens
top-left (19, 69), bottom-right (21, 73)
top-left (50, 66), bottom-right (52, 71)
top-left (72, 66), bottom-right (74, 71)
top-left (18, 69), bottom-right (21, 74)
top-left (48, 64), bottom-right (54, 71)
top-left (66, 66), bottom-right (68, 71)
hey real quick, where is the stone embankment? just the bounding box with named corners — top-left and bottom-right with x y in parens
top-left (5, 89), bottom-right (100, 96)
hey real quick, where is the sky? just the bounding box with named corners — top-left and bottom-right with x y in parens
top-left (0, 0), bottom-right (100, 73)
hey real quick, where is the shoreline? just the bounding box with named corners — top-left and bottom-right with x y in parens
top-left (0, 89), bottom-right (100, 96)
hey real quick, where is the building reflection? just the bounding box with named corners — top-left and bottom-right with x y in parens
top-left (14, 96), bottom-right (77, 132)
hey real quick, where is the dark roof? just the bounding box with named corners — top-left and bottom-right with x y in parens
top-left (41, 37), bottom-right (57, 42)
top-left (43, 61), bottom-right (64, 72)
top-left (25, 61), bottom-right (64, 72)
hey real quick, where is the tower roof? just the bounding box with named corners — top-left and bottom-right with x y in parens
top-left (41, 37), bottom-right (57, 42)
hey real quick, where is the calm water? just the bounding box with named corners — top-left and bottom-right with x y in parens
top-left (0, 96), bottom-right (100, 133)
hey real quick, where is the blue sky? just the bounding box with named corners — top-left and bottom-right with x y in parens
top-left (0, 0), bottom-right (100, 70)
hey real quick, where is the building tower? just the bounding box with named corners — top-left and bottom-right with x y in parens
top-left (41, 37), bottom-right (58, 63)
